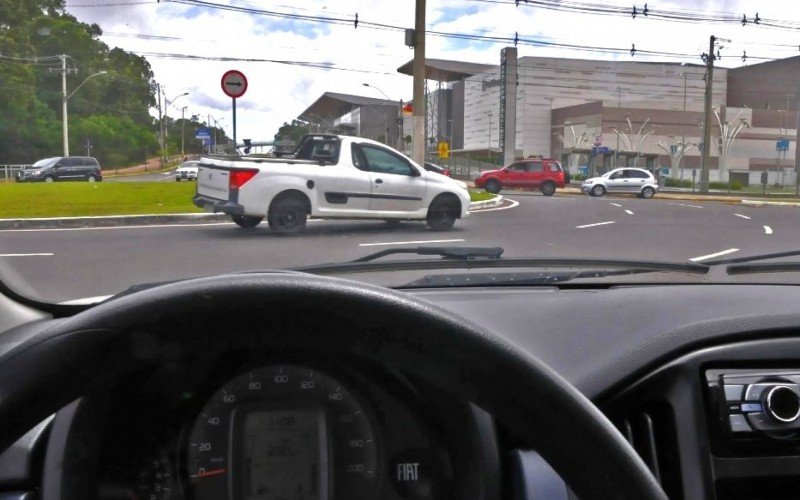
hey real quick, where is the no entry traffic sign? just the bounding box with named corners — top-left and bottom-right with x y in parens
top-left (221, 70), bottom-right (248, 99)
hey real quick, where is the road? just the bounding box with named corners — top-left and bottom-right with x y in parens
top-left (2, 192), bottom-right (799, 302)
top-left (104, 170), bottom-right (177, 182)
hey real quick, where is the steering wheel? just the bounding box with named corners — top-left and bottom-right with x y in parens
top-left (0, 273), bottom-right (666, 499)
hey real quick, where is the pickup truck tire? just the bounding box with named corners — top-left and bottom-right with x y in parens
top-left (232, 215), bottom-right (263, 228)
top-left (268, 197), bottom-right (308, 233)
top-left (485, 179), bottom-right (501, 194)
top-left (426, 196), bottom-right (459, 231)
top-left (541, 181), bottom-right (556, 196)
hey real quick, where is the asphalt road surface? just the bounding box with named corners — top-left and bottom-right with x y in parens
top-left (104, 170), bottom-right (177, 182)
top-left (2, 192), bottom-right (800, 302)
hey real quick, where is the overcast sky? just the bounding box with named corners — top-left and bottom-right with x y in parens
top-left (62, 0), bottom-right (799, 142)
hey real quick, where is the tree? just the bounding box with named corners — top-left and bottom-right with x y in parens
top-left (274, 120), bottom-right (310, 143)
top-left (713, 107), bottom-right (749, 183)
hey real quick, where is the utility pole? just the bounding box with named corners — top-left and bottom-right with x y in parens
top-left (700, 35), bottom-right (716, 193)
top-left (181, 106), bottom-right (187, 157)
top-left (157, 84), bottom-right (164, 167)
top-left (795, 87), bottom-right (800, 195)
top-left (54, 55), bottom-right (78, 157)
top-left (411, 0), bottom-right (426, 165)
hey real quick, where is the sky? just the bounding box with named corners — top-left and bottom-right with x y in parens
top-left (62, 0), bottom-right (800, 143)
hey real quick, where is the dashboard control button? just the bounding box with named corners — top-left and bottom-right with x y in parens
top-left (766, 386), bottom-right (800, 423)
top-left (744, 383), bottom-right (772, 401)
top-left (724, 384), bottom-right (744, 402)
top-left (729, 414), bottom-right (752, 433)
top-left (740, 403), bottom-right (763, 413)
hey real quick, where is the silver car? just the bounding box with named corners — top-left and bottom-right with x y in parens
top-left (581, 167), bottom-right (659, 198)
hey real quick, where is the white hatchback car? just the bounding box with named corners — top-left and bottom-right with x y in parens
top-left (581, 167), bottom-right (659, 198)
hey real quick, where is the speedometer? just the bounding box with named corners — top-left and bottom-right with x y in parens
top-left (186, 364), bottom-right (378, 499)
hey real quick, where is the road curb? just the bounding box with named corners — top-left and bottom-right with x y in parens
top-left (741, 199), bottom-right (800, 207)
top-left (0, 212), bottom-right (229, 230)
top-left (469, 195), bottom-right (503, 210)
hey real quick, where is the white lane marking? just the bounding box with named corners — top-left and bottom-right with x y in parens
top-left (358, 238), bottom-right (465, 247)
top-left (764, 225), bottom-right (773, 235)
top-left (609, 203), bottom-right (622, 207)
top-left (734, 213), bottom-right (751, 220)
top-left (0, 219), bottom-right (324, 233)
top-left (0, 253), bottom-right (53, 257)
top-left (688, 248), bottom-right (740, 262)
top-left (575, 221), bottom-right (615, 229)
top-left (0, 222), bottom-right (235, 233)
top-left (470, 198), bottom-right (520, 213)
top-left (669, 202), bottom-right (703, 209)
top-left (625, 209), bottom-right (634, 215)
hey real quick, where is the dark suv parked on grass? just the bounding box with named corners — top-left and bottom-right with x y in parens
top-left (16, 156), bottom-right (102, 183)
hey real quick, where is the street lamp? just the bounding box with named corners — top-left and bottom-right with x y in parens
top-left (62, 70), bottom-right (107, 156)
top-left (161, 91), bottom-right (188, 162)
top-left (363, 83), bottom-right (400, 148)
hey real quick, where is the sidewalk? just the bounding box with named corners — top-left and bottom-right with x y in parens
top-left (462, 180), bottom-right (800, 207)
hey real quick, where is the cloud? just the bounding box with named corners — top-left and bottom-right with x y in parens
top-left (62, 0), bottom-right (800, 143)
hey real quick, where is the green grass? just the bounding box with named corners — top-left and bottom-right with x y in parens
top-left (0, 182), bottom-right (202, 218)
top-left (469, 190), bottom-right (496, 202)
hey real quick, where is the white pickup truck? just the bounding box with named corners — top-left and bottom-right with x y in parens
top-left (193, 134), bottom-right (471, 232)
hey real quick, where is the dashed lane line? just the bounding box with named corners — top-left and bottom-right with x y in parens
top-left (734, 213), bottom-right (751, 220)
top-left (358, 238), bottom-right (465, 248)
top-left (0, 253), bottom-right (54, 257)
top-left (575, 221), bottom-right (615, 229)
top-left (625, 209), bottom-right (634, 215)
top-left (610, 203), bottom-right (622, 207)
top-left (688, 248), bottom-right (740, 262)
top-left (764, 225), bottom-right (773, 235)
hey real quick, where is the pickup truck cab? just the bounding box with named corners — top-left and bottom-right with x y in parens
top-left (193, 134), bottom-right (471, 232)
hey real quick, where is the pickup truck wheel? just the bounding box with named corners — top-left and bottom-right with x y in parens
top-left (485, 179), bottom-right (501, 194)
top-left (232, 215), bottom-right (263, 228)
top-left (426, 198), bottom-right (458, 231)
top-left (268, 198), bottom-right (307, 233)
top-left (541, 181), bottom-right (556, 196)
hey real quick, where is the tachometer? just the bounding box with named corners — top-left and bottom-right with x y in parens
top-left (186, 364), bottom-right (378, 499)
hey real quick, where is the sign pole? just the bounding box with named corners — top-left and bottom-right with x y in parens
top-left (232, 97), bottom-right (237, 153)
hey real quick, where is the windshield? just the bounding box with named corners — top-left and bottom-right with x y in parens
top-left (2, 0), bottom-right (800, 303)
top-left (32, 158), bottom-right (59, 168)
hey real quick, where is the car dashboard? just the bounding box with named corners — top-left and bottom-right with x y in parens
top-left (3, 282), bottom-right (800, 499)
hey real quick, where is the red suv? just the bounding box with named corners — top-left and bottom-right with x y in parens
top-left (474, 158), bottom-right (565, 196)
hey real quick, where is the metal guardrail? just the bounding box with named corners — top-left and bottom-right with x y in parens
top-left (0, 165), bottom-right (31, 182)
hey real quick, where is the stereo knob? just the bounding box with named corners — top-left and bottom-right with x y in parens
top-left (766, 386), bottom-right (800, 423)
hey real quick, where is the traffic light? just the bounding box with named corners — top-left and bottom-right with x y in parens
top-left (243, 138), bottom-right (251, 154)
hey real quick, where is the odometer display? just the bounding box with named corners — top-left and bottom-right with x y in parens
top-left (186, 364), bottom-right (378, 499)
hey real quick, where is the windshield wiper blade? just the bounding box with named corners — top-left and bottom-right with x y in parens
top-left (704, 249), bottom-right (800, 266)
top-left (397, 268), bottom-right (660, 288)
top-left (352, 246), bottom-right (504, 263)
top-left (726, 262), bottom-right (800, 275)
top-left (296, 248), bottom-right (710, 276)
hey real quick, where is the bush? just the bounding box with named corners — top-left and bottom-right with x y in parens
top-left (708, 181), bottom-right (743, 191)
top-left (572, 173), bottom-right (587, 181)
top-left (664, 178), bottom-right (693, 188)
